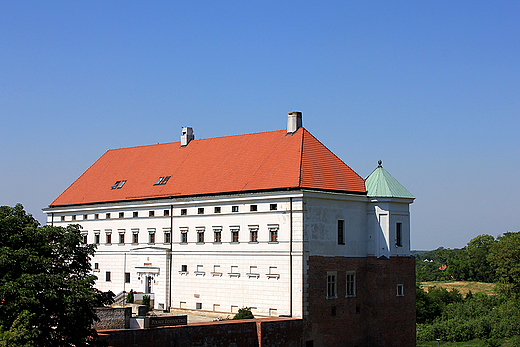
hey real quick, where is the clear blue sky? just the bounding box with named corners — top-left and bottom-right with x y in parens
top-left (1, 1), bottom-right (519, 250)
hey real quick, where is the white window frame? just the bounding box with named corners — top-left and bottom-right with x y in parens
top-left (327, 271), bottom-right (337, 299)
top-left (346, 271), bottom-right (356, 297)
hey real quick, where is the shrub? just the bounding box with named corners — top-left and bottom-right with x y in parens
top-left (126, 290), bottom-right (134, 304)
top-left (232, 307), bottom-right (254, 320)
top-left (142, 295), bottom-right (151, 312)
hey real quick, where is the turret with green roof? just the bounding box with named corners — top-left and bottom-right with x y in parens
top-left (365, 160), bottom-right (414, 199)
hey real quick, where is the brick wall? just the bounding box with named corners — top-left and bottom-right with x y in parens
top-left (97, 317), bottom-right (302, 347)
top-left (304, 256), bottom-right (416, 347)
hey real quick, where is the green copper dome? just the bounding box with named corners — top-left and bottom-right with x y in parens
top-left (365, 160), bottom-right (414, 199)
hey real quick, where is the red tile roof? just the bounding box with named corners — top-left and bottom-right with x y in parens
top-left (50, 128), bottom-right (366, 206)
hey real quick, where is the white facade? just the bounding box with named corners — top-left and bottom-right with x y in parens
top-left (44, 188), bottom-right (412, 317)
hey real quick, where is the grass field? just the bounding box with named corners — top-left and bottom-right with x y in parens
top-left (419, 281), bottom-right (496, 295)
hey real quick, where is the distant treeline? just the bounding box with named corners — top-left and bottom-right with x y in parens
top-left (416, 233), bottom-right (507, 283)
top-left (416, 231), bottom-right (520, 343)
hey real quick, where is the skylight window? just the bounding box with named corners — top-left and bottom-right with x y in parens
top-left (111, 180), bottom-right (126, 189)
top-left (154, 176), bottom-right (171, 185)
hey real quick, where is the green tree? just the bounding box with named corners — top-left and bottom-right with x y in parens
top-left (488, 231), bottom-right (520, 297)
top-left (0, 204), bottom-right (112, 347)
top-left (464, 234), bottom-right (497, 282)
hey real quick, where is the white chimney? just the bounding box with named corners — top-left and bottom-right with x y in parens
top-left (181, 127), bottom-right (194, 147)
top-left (287, 111), bottom-right (302, 134)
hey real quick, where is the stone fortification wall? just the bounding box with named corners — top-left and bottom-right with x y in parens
top-left (97, 317), bottom-right (303, 347)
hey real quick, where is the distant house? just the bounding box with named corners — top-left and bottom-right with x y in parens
top-left (44, 111), bottom-right (416, 347)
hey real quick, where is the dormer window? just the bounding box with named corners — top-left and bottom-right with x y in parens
top-left (154, 176), bottom-right (171, 186)
top-left (111, 180), bottom-right (126, 189)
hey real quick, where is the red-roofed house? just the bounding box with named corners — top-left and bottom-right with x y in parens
top-left (44, 112), bottom-right (416, 347)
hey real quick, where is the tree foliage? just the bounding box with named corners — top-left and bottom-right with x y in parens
top-left (488, 232), bottom-right (520, 297)
top-left (417, 230), bottom-right (520, 343)
top-left (232, 307), bottom-right (254, 320)
top-left (0, 204), bottom-right (112, 347)
top-left (416, 234), bottom-right (498, 283)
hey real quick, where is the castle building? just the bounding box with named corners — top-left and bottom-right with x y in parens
top-left (44, 112), bottom-right (416, 346)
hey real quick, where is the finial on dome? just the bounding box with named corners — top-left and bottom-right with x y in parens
top-left (378, 159), bottom-right (382, 167)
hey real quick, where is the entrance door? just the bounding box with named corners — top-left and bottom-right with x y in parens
top-left (145, 276), bottom-right (152, 294)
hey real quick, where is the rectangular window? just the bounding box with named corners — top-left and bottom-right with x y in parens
top-left (197, 230), bottom-right (205, 243)
top-left (198, 208), bottom-right (204, 214)
top-left (181, 265), bottom-right (188, 272)
top-left (164, 209), bottom-right (170, 217)
top-left (338, 220), bottom-right (345, 245)
top-left (269, 225), bottom-right (279, 243)
top-left (181, 229), bottom-right (188, 243)
top-left (133, 211), bottom-right (138, 218)
top-left (213, 265), bottom-right (221, 274)
top-left (72, 215), bottom-right (76, 221)
top-left (196, 302), bottom-right (202, 310)
top-left (397, 284), bottom-right (404, 296)
top-left (270, 229), bottom-right (278, 242)
top-left (94, 214), bottom-right (99, 220)
top-left (133, 232), bottom-right (139, 244)
top-left (231, 228), bottom-right (239, 243)
top-left (231, 206), bottom-right (239, 212)
top-left (149, 232), bottom-right (155, 244)
top-left (81, 233), bottom-right (87, 244)
top-left (164, 232), bottom-right (171, 243)
top-left (231, 265), bottom-right (239, 274)
top-left (214, 229), bottom-right (222, 243)
top-left (346, 272), bottom-right (356, 297)
top-left (61, 215), bottom-right (65, 221)
top-left (125, 272), bottom-right (130, 283)
top-left (119, 212), bottom-right (124, 218)
top-left (95, 233), bottom-right (100, 245)
top-left (250, 205), bottom-right (257, 212)
top-left (196, 265), bottom-right (204, 273)
top-left (94, 262), bottom-right (99, 270)
top-left (106, 233), bottom-right (112, 244)
top-left (106, 213), bottom-right (111, 219)
top-left (119, 233), bottom-right (125, 244)
top-left (181, 209), bottom-right (187, 216)
top-left (83, 214), bottom-right (88, 220)
top-left (327, 271), bottom-right (337, 299)
top-left (149, 211), bottom-right (155, 217)
top-left (214, 207), bottom-right (221, 213)
top-left (106, 271), bottom-right (111, 281)
top-left (250, 228), bottom-right (258, 242)
top-left (270, 203), bottom-right (277, 211)
top-left (396, 222), bottom-right (402, 247)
